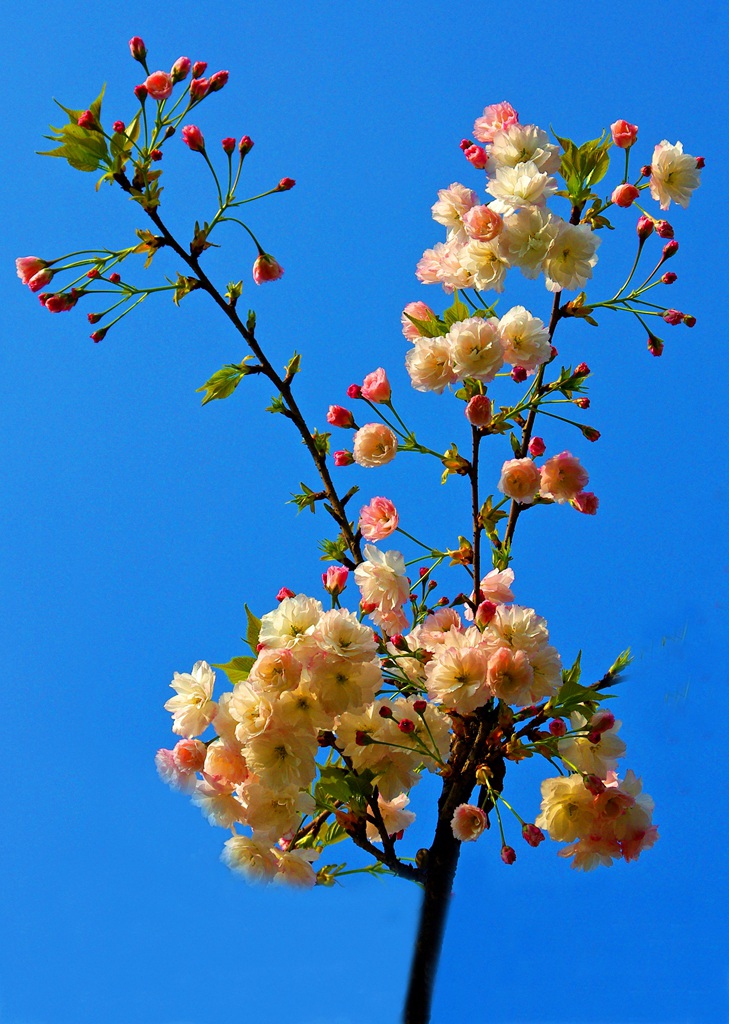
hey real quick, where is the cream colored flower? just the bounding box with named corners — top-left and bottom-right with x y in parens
top-left (461, 238), bottom-right (510, 293)
top-left (448, 316), bottom-right (505, 383)
top-left (259, 594), bottom-right (323, 651)
top-left (649, 140), bottom-right (701, 210)
top-left (354, 545), bottom-right (409, 614)
top-left (406, 337), bottom-right (457, 393)
top-left (497, 305), bottom-right (551, 370)
top-left (543, 222), bottom-right (600, 292)
top-left (487, 124), bottom-right (561, 175)
top-left (353, 423), bottom-right (398, 468)
top-left (222, 835), bottom-right (279, 883)
top-left (486, 160), bottom-right (558, 215)
top-left (164, 661), bottom-right (218, 738)
top-left (558, 712), bottom-right (626, 776)
top-left (431, 182), bottom-right (478, 235)
top-left (501, 208), bottom-right (558, 279)
top-left (366, 793), bottom-right (416, 842)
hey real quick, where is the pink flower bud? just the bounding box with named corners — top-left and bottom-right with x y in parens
top-left (574, 362), bottom-right (590, 376)
top-left (16, 256), bottom-right (48, 286)
top-left (528, 436), bottom-right (546, 457)
top-left (209, 70), bottom-right (229, 92)
top-left (189, 77), bottom-right (210, 102)
top-left (327, 405), bottom-right (355, 428)
top-left (636, 215), bottom-right (654, 240)
top-left (465, 394), bottom-right (493, 428)
top-left (361, 368), bottom-right (391, 403)
top-left (192, 61), bottom-right (207, 78)
top-left (459, 138), bottom-right (472, 151)
top-left (575, 397), bottom-right (590, 409)
top-left (549, 346), bottom-right (558, 360)
top-left (239, 135), bottom-right (254, 156)
top-left (401, 300), bottom-right (435, 340)
top-left (582, 427), bottom-right (601, 442)
top-left (109, 272), bottom-right (121, 284)
top-left (276, 586), bottom-right (295, 602)
top-left (610, 120), bottom-right (638, 148)
top-left (662, 309), bottom-right (684, 326)
top-left (683, 314), bottom-right (696, 327)
top-left (28, 267), bottom-right (54, 292)
top-left (221, 137), bottom-right (236, 154)
top-left (549, 718), bottom-right (567, 737)
top-left (144, 71), bottom-right (174, 101)
top-left (129, 36), bottom-right (147, 62)
top-left (181, 124), bottom-right (205, 152)
top-left (277, 177), bottom-right (296, 191)
top-left (379, 705), bottom-right (393, 718)
top-left (571, 491), bottom-right (599, 515)
top-left (346, 384), bottom-right (362, 399)
top-left (463, 144), bottom-right (488, 169)
top-left (113, 120), bottom-right (125, 134)
top-left (611, 183), bottom-right (639, 207)
top-left (252, 254), bottom-right (284, 284)
top-left (647, 334), bottom-right (664, 357)
top-left (511, 366), bottom-right (527, 383)
top-left (134, 84), bottom-right (148, 102)
top-left (333, 450), bottom-right (354, 467)
top-left (86, 268), bottom-right (100, 279)
top-left (522, 823), bottom-right (545, 847)
top-left (413, 699), bottom-right (428, 714)
top-left (150, 148), bottom-right (163, 161)
top-left (655, 220), bottom-right (674, 239)
top-left (77, 110), bottom-right (96, 129)
top-left (584, 774), bottom-right (606, 796)
top-left (355, 730), bottom-right (371, 746)
top-left (662, 272), bottom-right (677, 284)
top-left (171, 56), bottom-right (191, 83)
top-left (322, 565), bottom-right (349, 596)
top-left (90, 329), bottom-right (107, 343)
top-left (501, 845), bottom-right (517, 865)
top-left (87, 312), bottom-right (101, 324)
top-left (587, 729), bottom-right (602, 744)
top-left (452, 804), bottom-right (489, 842)
top-left (640, 164), bottom-right (652, 178)
top-left (398, 718), bottom-right (416, 734)
top-left (590, 709), bottom-right (615, 733)
top-left (45, 290), bottom-right (79, 313)
top-left (696, 156), bottom-right (705, 169)
top-left (662, 240), bottom-right (679, 259)
top-left (475, 600), bottom-right (497, 627)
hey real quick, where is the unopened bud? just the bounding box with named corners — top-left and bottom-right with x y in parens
top-left (209, 70), bottom-right (229, 92)
top-left (590, 709), bottom-right (615, 733)
top-left (129, 36), bottom-right (147, 62)
top-left (277, 177), bottom-right (296, 191)
top-left (326, 405), bottom-right (355, 428)
top-left (463, 144), bottom-right (488, 169)
top-left (333, 450), bottom-right (354, 467)
top-left (662, 309), bottom-right (684, 326)
top-left (113, 120), bottom-right (126, 134)
top-left (465, 394), bottom-right (493, 428)
top-left (611, 183), bottom-right (639, 207)
top-left (661, 272), bottom-right (677, 284)
top-left (587, 729), bottom-right (602, 745)
top-left (322, 565), bottom-right (349, 596)
top-left (134, 84), bottom-right (148, 102)
top-left (528, 436), bottom-right (546, 457)
top-left (398, 718), bottom-right (416, 734)
top-left (192, 61), bottom-right (207, 78)
top-left (355, 730), bottom-right (371, 746)
top-left (276, 586), bottom-right (295, 602)
top-left (683, 314), bottom-right (696, 327)
top-left (584, 774), bottom-right (606, 796)
top-left (90, 328), bottom-right (107, 343)
top-left (575, 397), bottom-right (590, 409)
top-left (511, 365), bottom-right (528, 383)
top-left (221, 137), bottom-right (236, 154)
top-left (696, 156), bottom-right (705, 169)
top-left (346, 384), bottom-right (362, 399)
top-left (662, 240), bottom-right (679, 259)
top-left (413, 699), bottom-right (428, 714)
top-left (636, 215), bottom-right (654, 240)
top-left (109, 272), bottom-right (121, 284)
top-left (582, 426), bottom-right (601, 442)
top-left (549, 718), bottom-right (567, 737)
top-left (574, 362), bottom-right (590, 376)
top-left (647, 333), bottom-right (664, 357)
top-left (238, 135), bottom-right (254, 156)
top-left (475, 600), bottom-right (497, 627)
top-left (501, 845), bottom-right (517, 865)
top-left (522, 823), bottom-right (545, 847)
top-left (640, 164), bottom-right (652, 178)
top-left (655, 220), bottom-right (674, 239)
top-left (379, 705), bottom-right (393, 719)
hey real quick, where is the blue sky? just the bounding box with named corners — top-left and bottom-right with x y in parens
top-left (3, 2), bottom-right (728, 1022)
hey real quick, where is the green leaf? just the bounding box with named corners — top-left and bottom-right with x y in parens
top-left (314, 766), bottom-right (374, 812)
top-left (244, 604), bottom-right (261, 651)
top-left (171, 273), bottom-right (200, 306)
top-left (266, 394), bottom-right (286, 416)
top-left (442, 292), bottom-right (470, 329)
top-left (212, 655), bottom-right (256, 684)
top-left (319, 535), bottom-right (350, 562)
top-left (404, 313), bottom-right (447, 338)
top-left (196, 359), bottom-right (253, 405)
top-left (39, 86), bottom-right (110, 172)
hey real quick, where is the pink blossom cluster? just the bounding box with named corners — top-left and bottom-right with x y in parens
top-left (498, 450), bottom-right (598, 513)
